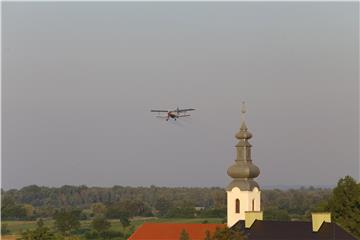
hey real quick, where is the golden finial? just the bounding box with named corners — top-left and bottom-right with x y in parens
top-left (240, 101), bottom-right (247, 129)
top-left (236, 101), bottom-right (251, 138)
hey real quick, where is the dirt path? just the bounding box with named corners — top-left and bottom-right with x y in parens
top-left (1, 235), bottom-right (18, 240)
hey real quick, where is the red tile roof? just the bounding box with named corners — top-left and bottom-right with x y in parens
top-left (128, 223), bottom-right (226, 240)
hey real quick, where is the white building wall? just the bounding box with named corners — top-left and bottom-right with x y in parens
top-left (227, 187), bottom-right (261, 228)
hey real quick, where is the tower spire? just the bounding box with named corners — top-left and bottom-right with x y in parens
top-left (226, 102), bottom-right (261, 227)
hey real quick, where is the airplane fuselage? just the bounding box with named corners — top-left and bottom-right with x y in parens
top-left (167, 111), bottom-right (178, 120)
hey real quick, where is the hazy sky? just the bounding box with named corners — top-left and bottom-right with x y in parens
top-left (2, 2), bottom-right (359, 190)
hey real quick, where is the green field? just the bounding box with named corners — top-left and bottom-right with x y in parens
top-left (2, 217), bottom-right (223, 236)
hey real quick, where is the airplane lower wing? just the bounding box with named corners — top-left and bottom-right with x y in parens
top-left (178, 114), bottom-right (191, 118)
top-left (156, 116), bottom-right (168, 119)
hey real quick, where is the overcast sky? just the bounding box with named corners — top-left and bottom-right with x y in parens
top-left (2, 2), bottom-right (359, 190)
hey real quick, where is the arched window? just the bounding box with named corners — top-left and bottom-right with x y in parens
top-left (235, 199), bottom-right (240, 213)
top-left (252, 199), bottom-right (255, 211)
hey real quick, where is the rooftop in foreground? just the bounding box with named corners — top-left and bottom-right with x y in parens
top-left (128, 220), bottom-right (357, 240)
top-left (128, 223), bottom-right (225, 240)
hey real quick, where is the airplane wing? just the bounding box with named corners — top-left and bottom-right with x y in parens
top-left (150, 110), bottom-right (168, 113)
top-left (178, 114), bottom-right (191, 118)
top-left (177, 108), bottom-right (195, 113)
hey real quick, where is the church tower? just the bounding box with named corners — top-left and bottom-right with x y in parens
top-left (226, 102), bottom-right (261, 228)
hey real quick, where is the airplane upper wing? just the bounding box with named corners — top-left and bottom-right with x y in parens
top-left (177, 108), bottom-right (195, 112)
top-left (151, 110), bottom-right (168, 113)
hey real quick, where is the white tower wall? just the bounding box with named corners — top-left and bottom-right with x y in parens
top-left (227, 187), bottom-right (261, 228)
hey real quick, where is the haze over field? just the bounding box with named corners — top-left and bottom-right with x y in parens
top-left (2, 2), bottom-right (359, 189)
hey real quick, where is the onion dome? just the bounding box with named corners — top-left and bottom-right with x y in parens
top-left (226, 102), bottom-right (260, 191)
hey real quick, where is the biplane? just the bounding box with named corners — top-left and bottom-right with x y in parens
top-left (150, 107), bottom-right (195, 121)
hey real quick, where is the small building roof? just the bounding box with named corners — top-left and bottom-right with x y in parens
top-left (232, 220), bottom-right (357, 240)
top-left (128, 223), bottom-right (225, 240)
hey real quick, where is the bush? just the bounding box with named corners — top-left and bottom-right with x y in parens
top-left (1, 223), bottom-right (10, 235)
top-left (100, 230), bottom-right (123, 239)
top-left (198, 208), bottom-right (226, 218)
top-left (91, 217), bottom-right (111, 232)
top-left (84, 230), bottom-right (99, 239)
top-left (70, 227), bottom-right (91, 235)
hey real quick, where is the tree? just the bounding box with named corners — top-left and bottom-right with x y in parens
top-left (106, 199), bottom-right (152, 219)
top-left (264, 207), bottom-right (290, 221)
top-left (120, 212), bottom-right (130, 228)
top-left (99, 230), bottom-right (124, 239)
top-left (18, 219), bottom-right (60, 240)
top-left (37, 218), bottom-right (45, 227)
top-left (53, 209), bottom-right (81, 235)
top-left (166, 206), bottom-right (196, 218)
top-left (327, 176), bottom-right (360, 238)
top-left (91, 216), bottom-right (111, 233)
top-left (23, 204), bottom-right (35, 218)
top-left (179, 229), bottom-right (190, 240)
top-left (91, 203), bottom-right (107, 217)
top-left (204, 230), bottom-right (211, 240)
top-left (210, 226), bottom-right (247, 240)
top-left (212, 191), bottom-right (226, 209)
top-left (228, 227), bottom-right (247, 240)
top-left (155, 198), bottom-right (172, 216)
top-left (1, 195), bottom-right (27, 220)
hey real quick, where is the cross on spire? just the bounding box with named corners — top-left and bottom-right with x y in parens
top-left (240, 101), bottom-right (248, 130)
top-left (241, 101), bottom-right (246, 114)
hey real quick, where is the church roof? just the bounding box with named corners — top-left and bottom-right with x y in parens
top-left (231, 220), bottom-right (357, 240)
top-left (226, 179), bottom-right (260, 191)
top-left (128, 223), bottom-right (225, 240)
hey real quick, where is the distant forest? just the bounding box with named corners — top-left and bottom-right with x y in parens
top-left (1, 184), bottom-right (332, 221)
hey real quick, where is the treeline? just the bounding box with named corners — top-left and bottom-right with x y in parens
top-left (2, 185), bottom-right (331, 221)
top-left (2, 185), bottom-right (226, 209)
top-left (262, 187), bottom-right (332, 221)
